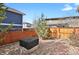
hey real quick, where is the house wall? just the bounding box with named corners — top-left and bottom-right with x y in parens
top-left (64, 18), bottom-right (79, 27)
top-left (23, 23), bottom-right (33, 28)
top-left (46, 20), bottom-right (63, 25)
top-left (46, 17), bottom-right (79, 27)
top-left (2, 11), bottom-right (23, 28)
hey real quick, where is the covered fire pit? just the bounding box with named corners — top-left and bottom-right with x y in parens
top-left (19, 37), bottom-right (39, 50)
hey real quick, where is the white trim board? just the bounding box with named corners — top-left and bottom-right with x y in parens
top-left (0, 23), bottom-right (22, 26)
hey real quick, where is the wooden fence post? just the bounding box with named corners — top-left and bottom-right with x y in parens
top-left (58, 28), bottom-right (60, 39)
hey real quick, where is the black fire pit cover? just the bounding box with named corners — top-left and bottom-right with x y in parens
top-left (19, 37), bottom-right (39, 50)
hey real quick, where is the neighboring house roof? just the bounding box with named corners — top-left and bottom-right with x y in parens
top-left (7, 7), bottom-right (25, 15)
top-left (46, 16), bottom-right (79, 20)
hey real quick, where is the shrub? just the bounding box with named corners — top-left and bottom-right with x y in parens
top-left (69, 33), bottom-right (79, 47)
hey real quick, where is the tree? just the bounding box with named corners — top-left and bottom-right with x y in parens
top-left (0, 3), bottom-right (12, 44)
top-left (33, 14), bottom-right (51, 39)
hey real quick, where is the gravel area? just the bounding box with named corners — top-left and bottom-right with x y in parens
top-left (0, 39), bottom-right (79, 55)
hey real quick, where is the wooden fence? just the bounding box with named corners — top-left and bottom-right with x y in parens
top-left (0, 28), bottom-right (38, 45)
top-left (50, 27), bottom-right (79, 39)
top-left (1, 27), bottom-right (79, 45)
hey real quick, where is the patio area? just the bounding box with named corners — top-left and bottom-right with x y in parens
top-left (0, 39), bottom-right (79, 55)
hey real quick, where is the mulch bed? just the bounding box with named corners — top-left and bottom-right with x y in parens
top-left (0, 39), bottom-right (79, 55)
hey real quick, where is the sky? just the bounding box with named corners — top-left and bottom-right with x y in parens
top-left (5, 3), bottom-right (79, 24)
